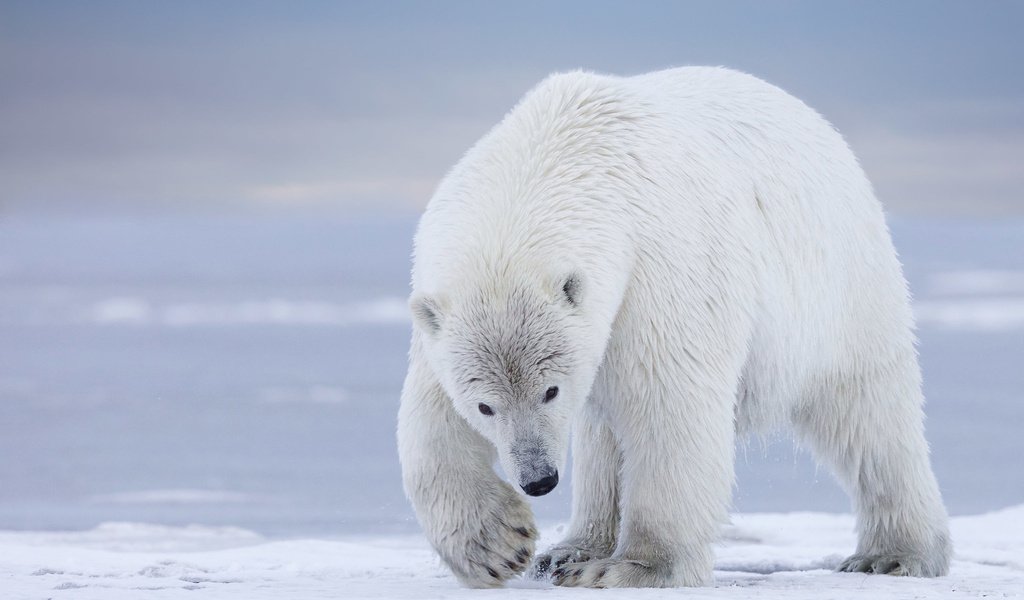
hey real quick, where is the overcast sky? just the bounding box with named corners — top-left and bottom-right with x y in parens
top-left (2, 1), bottom-right (1022, 217)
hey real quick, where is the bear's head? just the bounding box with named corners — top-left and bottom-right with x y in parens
top-left (411, 272), bottom-right (590, 497)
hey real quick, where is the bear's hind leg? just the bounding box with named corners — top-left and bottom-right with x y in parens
top-left (530, 400), bottom-right (620, 579)
top-left (795, 359), bottom-right (951, 577)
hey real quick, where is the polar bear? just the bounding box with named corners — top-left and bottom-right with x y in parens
top-left (397, 67), bottom-right (951, 588)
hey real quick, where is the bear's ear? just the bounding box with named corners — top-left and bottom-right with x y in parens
top-left (410, 294), bottom-right (444, 335)
top-left (560, 273), bottom-right (583, 308)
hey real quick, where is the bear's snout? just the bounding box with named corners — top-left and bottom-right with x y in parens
top-left (521, 471), bottom-right (559, 496)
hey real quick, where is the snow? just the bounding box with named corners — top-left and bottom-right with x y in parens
top-left (3, 509), bottom-right (1023, 598)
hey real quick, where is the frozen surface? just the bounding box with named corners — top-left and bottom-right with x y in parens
top-left (2, 507), bottom-right (1023, 598)
top-left (0, 213), bottom-right (1019, 556)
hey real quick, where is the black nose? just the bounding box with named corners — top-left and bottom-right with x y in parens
top-left (521, 471), bottom-right (559, 496)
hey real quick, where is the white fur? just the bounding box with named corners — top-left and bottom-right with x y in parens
top-left (397, 67), bottom-right (951, 588)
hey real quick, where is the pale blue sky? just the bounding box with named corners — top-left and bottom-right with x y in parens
top-left (2, 1), bottom-right (1022, 216)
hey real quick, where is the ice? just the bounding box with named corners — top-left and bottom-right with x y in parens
top-left (91, 296), bottom-right (409, 327)
top-left (915, 298), bottom-right (1024, 331)
top-left (928, 270), bottom-right (1024, 296)
top-left (92, 297), bottom-right (153, 324)
top-left (91, 490), bottom-right (254, 505)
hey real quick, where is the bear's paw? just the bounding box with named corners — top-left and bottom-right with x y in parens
top-left (550, 557), bottom-right (678, 588)
top-left (435, 483), bottom-right (538, 588)
top-left (529, 540), bottom-right (614, 580)
top-left (837, 552), bottom-right (947, 577)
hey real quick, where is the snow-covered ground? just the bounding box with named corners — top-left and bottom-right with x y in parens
top-left (4, 507), bottom-right (1023, 598)
top-left (1, 215), bottom-right (1023, 597)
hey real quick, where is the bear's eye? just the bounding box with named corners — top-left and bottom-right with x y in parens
top-left (478, 403), bottom-right (494, 416)
top-left (544, 386), bottom-right (559, 403)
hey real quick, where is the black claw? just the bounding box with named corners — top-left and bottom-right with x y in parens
top-left (551, 568), bottom-right (564, 579)
top-left (486, 566), bottom-right (499, 579)
top-left (504, 560), bottom-right (517, 570)
top-left (596, 567), bottom-right (608, 580)
top-left (513, 526), bottom-right (531, 538)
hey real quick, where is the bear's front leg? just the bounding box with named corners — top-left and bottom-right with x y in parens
top-left (553, 352), bottom-right (739, 587)
top-left (398, 339), bottom-right (538, 587)
top-left (530, 400), bottom-right (619, 579)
